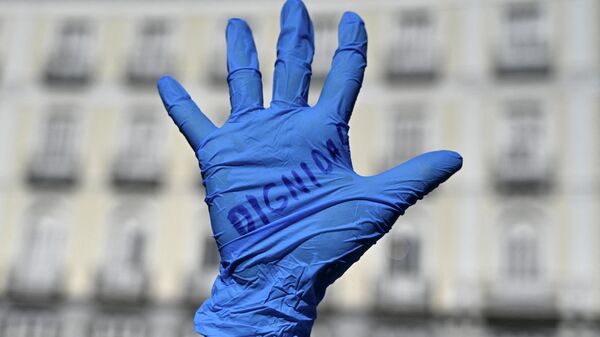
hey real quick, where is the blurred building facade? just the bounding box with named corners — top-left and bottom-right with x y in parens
top-left (0, 0), bottom-right (598, 336)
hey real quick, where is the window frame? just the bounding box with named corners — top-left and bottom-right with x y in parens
top-left (386, 8), bottom-right (439, 82)
top-left (495, 1), bottom-right (553, 77)
top-left (44, 18), bottom-right (96, 86)
top-left (28, 104), bottom-right (82, 188)
top-left (126, 18), bottom-right (174, 87)
top-left (111, 105), bottom-right (165, 189)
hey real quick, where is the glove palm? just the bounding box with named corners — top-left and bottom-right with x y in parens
top-left (158, 1), bottom-right (462, 336)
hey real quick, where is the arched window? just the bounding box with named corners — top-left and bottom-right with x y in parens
top-left (387, 226), bottom-right (421, 278)
top-left (504, 222), bottom-right (539, 282)
top-left (109, 213), bottom-right (147, 275)
top-left (10, 198), bottom-right (67, 297)
top-left (97, 201), bottom-right (151, 301)
top-left (499, 207), bottom-right (546, 284)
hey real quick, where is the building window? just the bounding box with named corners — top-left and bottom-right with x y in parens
top-left (387, 232), bottom-right (421, 278)
top-left (28, 106), bottom-right (80, 188)
top-left (496, 2), bottom-right (551, 77)
top-left (311, 15), bottom-right (338, 83)
top-left (97, 203), bottom-right (150, 303)
top-left (488, 207), bottom-right (554, 309)
top-left (209, 24), bottom-right (228, 86)
top-left (0, 310), bottom-right (61, 337)
top-left (503, 222), bottom-right (540, 282)
top-left (90, 316), bottom-right (147, 337)
top-left (112, 108), bottom-right (164, 190)
top-left (186, 233), bottom-right (219, 297)
top-left (9, 199), bottom-right (66, 299)
top-left (497, 207), bottom-right (548, 287)
top-left (387, 105), bottom-right (425, 166)
top-left (200, 234), bottom-right (219, 271)
top-left (44, 19), bottom-right (94, 86)
top-left (495, 99), bottom-right (552, 193)
top-left (126, 20), bottom-right (172, 86)
top-left (387, 9), bottom-right (437, 82)
top-left (376, 222), bottom-right (428, 310)
top-left (185, 209), bottom-right (218, 303)
top-left (179, 324), bottom-right (200, 337)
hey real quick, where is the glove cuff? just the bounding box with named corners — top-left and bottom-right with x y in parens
top-left (195, 273), bottom-right (318, 337)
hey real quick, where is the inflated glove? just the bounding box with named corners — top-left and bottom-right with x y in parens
top-left (157, 1), bottom-right (462, 336)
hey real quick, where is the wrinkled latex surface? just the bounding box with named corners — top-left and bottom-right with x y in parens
top-left (157, 1), bottom-right (462, 336)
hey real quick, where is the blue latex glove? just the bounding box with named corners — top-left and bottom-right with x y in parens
top-left (158, 1), bottom-right (462, 336)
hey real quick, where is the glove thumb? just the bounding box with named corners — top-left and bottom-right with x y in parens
top-left (369, 150), bottom-right (463, 214)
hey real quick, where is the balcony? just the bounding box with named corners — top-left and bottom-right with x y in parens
top-left (372, 320), bottom-right (431, 337)
top-left (485, 280), bottom-right (556, 319)
top-left (44, 60), bottom-right (92, 87)
top-left (0, 309), bottom-right (62, 337)
top-left (495, 44), bottom-right (551, 78)
top-left (125, 20), bottom-right (172, 88)
top-left (386, 9), bottom-right (438, 83)
top-left (27, 156), bottom-right (79, 189)
top-left (559, 280), bottom-right (598, 318)
top-left (96, 267), bottom-right (149, 305)
top-left (27, 108), bottom-right (80, 190)
top-left (387, 48), bottom-right (438, 83)
top-left (495, 2), bottom-right (552, 79)
top-left (111, 155), bottom-right (163, 191)
top-left (43, 20), bottom-right (94, 88)
top-left (6, 265), bottom-right (64, 302)
top-left (90, 314), bottom-right (148, 337)
top-left (126, 61), bottom-right (171, 88)
top-left (374, 277), bottom-right (430, 314)
top-left (494, 154), bottom-right (553, 194)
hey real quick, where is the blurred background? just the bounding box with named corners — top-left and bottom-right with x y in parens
top-left (0, 0), bottom-right (598, 336)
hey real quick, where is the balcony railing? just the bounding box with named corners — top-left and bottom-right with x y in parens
top-left (485, 279), bottom-right (556, 318)
top-left (495, 43), bottom-right (551, 78)
top-left (111, 155), bottom-right (163, 191)
top-left (7, 266), bottom-right (64, 302)
top-left (96, 267), bottom-right (149, 305)
top-left (28, 156), bottom-right (79, 189)
top-left (374, 277), bottom-right (430, 313)
top-left (494, 155), bottom-right (553, 194)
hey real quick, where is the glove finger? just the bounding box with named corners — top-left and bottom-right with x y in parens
top-left (271, 0), bottom-right (314, 107)
top-left (226, 18), bottom-right (264, 116)
top-left (371, 150), bottom-right (463, 214)
top-left (317, 11), bottom-right (367, 123)
top-left (157, 75), bottom-right (217, 151)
